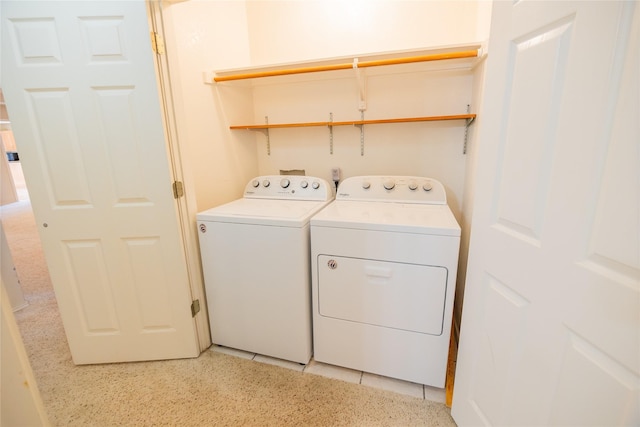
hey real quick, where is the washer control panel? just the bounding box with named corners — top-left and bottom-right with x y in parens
top-left (244, 175), bottom-right (334, 201)
top-left (336, 176), bottom-right (447, 204)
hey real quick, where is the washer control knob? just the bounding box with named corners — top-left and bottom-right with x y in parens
top-left (423, 182), bottom-right (433, 192)
top-left (362, 181), bottom-right (371, 190)
top-left (262, 179), bottom-right (270, 187)
top-left (408, 181), bottom-right (418, 191)
top-left (251, 180), bottom-right (260, 188)
top-left (280, 178), bottom-right (290, 188)
top-left (383, 179), bottom-right (395, 190)
top-left (300, 180), bottom-right (309, 189)
top-left (312, 181), bottom-right (320, 189)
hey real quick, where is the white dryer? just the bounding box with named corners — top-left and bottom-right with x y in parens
top-left (310, 176), bottom-right (460, 386)
top-left (197, 175), bottom-right (334, 364)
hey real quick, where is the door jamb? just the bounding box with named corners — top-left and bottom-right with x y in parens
top-left (146, 1), bottom-right (211, 352)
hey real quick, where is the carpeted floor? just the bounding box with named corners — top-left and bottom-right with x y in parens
top-left (1, 200), bottom-right (456, 426)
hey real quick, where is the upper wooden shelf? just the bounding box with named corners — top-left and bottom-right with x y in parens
top-left (211, 44), bottom-right (485, 83)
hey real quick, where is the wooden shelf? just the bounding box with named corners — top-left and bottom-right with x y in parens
top-left (215, 45), bottom-right (483, 155)
top-left (214, 50), bottom-right (480, 83)
top-left (230, 114), bottom-right (476, 130)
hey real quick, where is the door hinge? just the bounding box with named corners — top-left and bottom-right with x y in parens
top-left (173, 181), bottom-right (184, 199)
top-left (150, 31), bottom-right (165, 55)
top-left (191, 299), bottom-right (200, 317)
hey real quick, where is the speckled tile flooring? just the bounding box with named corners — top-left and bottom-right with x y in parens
top-left (212, 345), bottom-right (446, 403)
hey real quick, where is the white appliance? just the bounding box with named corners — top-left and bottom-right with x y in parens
top-left (310, 176), bottom-right (461, 386)
top-left (197, 175), bottom-right (334, 364)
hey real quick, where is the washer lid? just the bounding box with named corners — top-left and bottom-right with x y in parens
top-left (197, 198), bottom-right (331, 227)
top-left (310, 200), bottom-right (461, 236)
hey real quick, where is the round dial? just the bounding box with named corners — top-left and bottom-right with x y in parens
top-left (280, 178), bottom-right (290, 188)
top-left (262, 179), bottom-right (270, 187)
top-left (251, 180), bottom-right (260, 188)
top-left (408, 181), bottom-right (418, 191)
top-left (362, 181), bottom-right (371, 189)
top-left (300, 180), bottom-right (309, 189)
top-left (312, 181), bottom-right (320, 189)
top-left (383, 179), bottom-right (395, 190)
top-left (423, 182), bottom-right (433, 191)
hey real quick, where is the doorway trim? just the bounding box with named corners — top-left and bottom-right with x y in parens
top-left (147, 1), bottom-right (211, 352)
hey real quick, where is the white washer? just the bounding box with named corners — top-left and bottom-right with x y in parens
top-left (310, 176), bottom-right (461, 386)
top-left (197, 175), bottom-right (334, 364)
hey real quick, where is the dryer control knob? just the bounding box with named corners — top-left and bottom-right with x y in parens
top-left (312, 181), bottom-right (320, 189)
top-left (408, 181), bottom-right (418, 191)
top-left (251, 180), bottom-right (260, 188)
top-left (300, 180), bottom-right (309, 189)
top-left (262, 179), bottom-right (270, 187)
top-left (280, 178), bottom-right (290, 188)
top-left (423, 182), bottom-right (433, 191)
top-left (362, 181), bottom-right (371, 190)
top-left (383, 180), bottom-right (396, 190)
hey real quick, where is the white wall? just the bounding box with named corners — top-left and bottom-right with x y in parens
top-left (245, 0), bottom-right (484, 65)
top-left (454, 58), bottom-right (487, 336)
top-left (161, 0), bottom-right (259, 212)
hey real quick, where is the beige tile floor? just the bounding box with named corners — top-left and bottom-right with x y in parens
top-left (211, 345), bottom-right (446, 403)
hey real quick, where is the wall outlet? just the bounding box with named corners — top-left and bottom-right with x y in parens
top-left (331, 167), bottom-right (341, 181)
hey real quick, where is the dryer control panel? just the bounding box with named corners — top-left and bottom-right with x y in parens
top-left (244, 175), bottom-right (334, 201)
top-left (336, 176), bottom-right (447, 204)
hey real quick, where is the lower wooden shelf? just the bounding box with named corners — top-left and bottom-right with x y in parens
top-left (229, 114), bottom-right (476, 130)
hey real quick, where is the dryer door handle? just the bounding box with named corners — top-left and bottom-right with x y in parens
top-left (364, 265), bottom-right (393, 279)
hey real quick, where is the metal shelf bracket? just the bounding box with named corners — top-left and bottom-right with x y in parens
top-left (463, 105), bottom-right (475, 154)
top-left (258, 116), bottom-right (270, 155)
top-left (328, 112), bottom-right (334, 154)
top-left (353, 111), bottom-right (365, 156)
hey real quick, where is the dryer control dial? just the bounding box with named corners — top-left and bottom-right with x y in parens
top-left (312, 181), bottom-right (320, 189)
top-left (300, 180), bottom-right (309, 189)
top-left (262, 179), bottom-right (270, 187)
top-left (333, 176), bottom-right (447, 204)
top-left (251, 180), bottom-right (260, 188)
top-left (383, 180), bottom-right (396, 190)
top-left (280, 178), bottom-right (290, 188)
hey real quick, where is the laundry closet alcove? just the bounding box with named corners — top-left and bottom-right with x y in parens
top-left (206, 44), bottom-right (484, 157)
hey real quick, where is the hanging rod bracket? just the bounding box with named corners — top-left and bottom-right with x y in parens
top-left (353, 58), bottom-right (367, 111)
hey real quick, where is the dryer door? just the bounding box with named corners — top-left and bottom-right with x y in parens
top-left (317, 255), bottom-right (448, 335)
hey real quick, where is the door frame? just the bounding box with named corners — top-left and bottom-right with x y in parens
top-left (147, 1), bottom-right (211, 352)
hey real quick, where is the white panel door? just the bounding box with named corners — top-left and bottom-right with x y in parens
top-left (453, 1), bottom-right (639, 425)
top-left (1, 1), bottom-right (199, 364)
